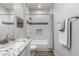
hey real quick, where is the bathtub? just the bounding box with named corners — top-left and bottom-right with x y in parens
top-left (31, 40), bottom-right (48, 51)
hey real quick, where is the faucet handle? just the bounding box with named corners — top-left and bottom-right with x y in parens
top-left (11, 35), bottom-right (15, 41)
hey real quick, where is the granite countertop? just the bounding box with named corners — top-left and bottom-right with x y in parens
top-left (0, 38), bottom-right (31, 56)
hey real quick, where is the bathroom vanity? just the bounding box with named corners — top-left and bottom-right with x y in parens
top-left (0, 38), bottom-right (31, 56)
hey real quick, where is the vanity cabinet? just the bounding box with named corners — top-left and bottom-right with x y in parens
top-left (19, 42), bottom-right (31, 56)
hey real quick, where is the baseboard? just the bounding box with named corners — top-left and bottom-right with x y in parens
top-left (53, 50), bottom-right (58, 56)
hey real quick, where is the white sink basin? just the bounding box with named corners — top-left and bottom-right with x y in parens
top-left (15, 38), bottom-right (27, 42)
top-left (9, 42), bottom-right (25, 50)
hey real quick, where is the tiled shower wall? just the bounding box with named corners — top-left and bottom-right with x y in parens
top-left (29, 25), bottom-right (49, 41)
top-left (14, 3), bottom-right (29, 39)
top-left (27, 6), bottom-right (53, 51)
top-left (27, 13), bottom-right (49, 41)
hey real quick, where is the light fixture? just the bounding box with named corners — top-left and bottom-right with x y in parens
top-left (38, 5), bottom-right (41, 8)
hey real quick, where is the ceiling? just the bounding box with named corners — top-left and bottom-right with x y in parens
top-left (0, 3), bottom-right (53, 11)
top-left (27, 3), bottom-right (52, 11)
top-left (0, 3), bottom-right (14, 10)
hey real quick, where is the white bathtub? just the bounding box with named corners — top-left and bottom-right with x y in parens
top-left (31, 40), bottom-right (48, 51)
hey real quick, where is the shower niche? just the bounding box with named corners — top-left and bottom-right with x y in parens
top-left (36, 29), bottom-right (42, 35)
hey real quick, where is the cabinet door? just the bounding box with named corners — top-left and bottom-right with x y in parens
top-left (20, 46), bottom-right (27, 56)
top-left (19, 43), bottom-right (31, 56)
top-left (26, 44), bottom-right (31, 56)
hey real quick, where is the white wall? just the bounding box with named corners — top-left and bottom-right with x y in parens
top-left (24, 4), bottom-right (30, 38)
top-left (14, 3), bottom-right (29, 39)
top-left (14, 3), bottom-right (24, 19)
top-left (14, 3), bottom-right (24, 39)
top-left (53, 3), bottom-right (79, 56)
top-left (26, 5), bottom-right (30, 38)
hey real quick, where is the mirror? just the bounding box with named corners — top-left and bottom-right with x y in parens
top-left (0, 4), bottom-right (15, 40)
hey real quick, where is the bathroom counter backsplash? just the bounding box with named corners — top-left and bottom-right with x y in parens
top-left (0, 38), bottom-right (31, 56)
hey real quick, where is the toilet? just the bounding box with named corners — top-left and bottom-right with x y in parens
top-left (31, 45), bottom-right (37, 56)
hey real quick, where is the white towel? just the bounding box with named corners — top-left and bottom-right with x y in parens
top-left (59, 20), bottom-right (65, 31)
top-left (67, 18), bottom-right (77, 48)
top-left (67, 19), bottom-right (71, 48)
top-left (59, 19), bottom-right (71, 48)
top-left (59, 18), bottom-right (77, 48)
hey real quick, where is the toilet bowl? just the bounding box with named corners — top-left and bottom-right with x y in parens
top-left (31, 45), bottom-right (37, 51)
top-left (31, 45), bottom-right (37, 56)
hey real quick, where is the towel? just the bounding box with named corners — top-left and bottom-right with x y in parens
top-left (67, 18), bottom-right (76, 48)
top-left (59, 19), bottom-right (71, 48)
top-left (59, 20), bottom-right (65, 31)
top-left (59, 17), bottom-right (78, 48)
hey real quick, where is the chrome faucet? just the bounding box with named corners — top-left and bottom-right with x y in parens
top-left (0, 35), bottom-right (9, 45)
top-left (10, 35), bottom-right (15, 41)
top-left (0, 35), bottom-right (15, 45)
